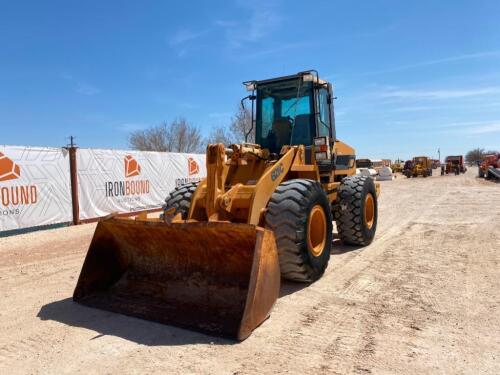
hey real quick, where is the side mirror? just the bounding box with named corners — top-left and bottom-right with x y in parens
top-left (240, 95), bottom-right (256, 110)
top-left (240, 95), bottom-right (256, 142)
top-left (326, 95), bottom-right (338, 105)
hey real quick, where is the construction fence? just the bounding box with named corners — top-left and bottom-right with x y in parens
top-left (0, 145), bottom-right (206, 233)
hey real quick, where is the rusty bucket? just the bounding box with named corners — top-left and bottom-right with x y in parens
top-left (73, 218), bottom-right (280, 340)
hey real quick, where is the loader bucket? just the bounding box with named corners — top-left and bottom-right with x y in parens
top-left (73, 218), bottom-right (280, 340)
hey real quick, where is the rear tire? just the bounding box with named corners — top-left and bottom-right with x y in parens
top-left (265, 179), bottom-right (333, 282)
top-left (335, 175), bottom-right (378, 246)
top-left (163, 182), bottom-right (198, 219)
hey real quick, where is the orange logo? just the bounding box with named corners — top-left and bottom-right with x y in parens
top-left (0, 152), bottom-right (21, 182)
top-left (124, 155), bottom-right (141, 178)
top-left (188, 157), bottom-right (199, 176)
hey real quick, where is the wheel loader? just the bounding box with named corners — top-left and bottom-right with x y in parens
top-left (73, 71), bottom-right (380, 340)
top-left (404, 156), bottom-right (433, 178)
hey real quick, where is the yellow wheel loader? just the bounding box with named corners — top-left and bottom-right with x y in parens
top-left (404, 156), bottom-right (433, 178)
top-left (73, 71), bottom-right (380, 340)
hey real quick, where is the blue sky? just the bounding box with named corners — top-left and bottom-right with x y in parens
top-left (1, 0), bottom-right (499, 160)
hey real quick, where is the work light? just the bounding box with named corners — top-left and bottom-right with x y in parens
top-left (314, 137), bottom-right (330, 161)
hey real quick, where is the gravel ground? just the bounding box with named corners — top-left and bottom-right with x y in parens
top-left (0, 167), bottom-right (499, 374)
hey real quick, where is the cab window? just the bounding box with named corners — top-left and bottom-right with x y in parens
top-left (317, 88), bottom-right (330, 137)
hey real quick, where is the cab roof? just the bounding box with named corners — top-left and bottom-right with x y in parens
top-left (243, 70), bottom-right (328, 91)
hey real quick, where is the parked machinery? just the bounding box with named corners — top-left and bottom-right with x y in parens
top-left (444, 155), bottom-right (467, 175)
top-left (73, 71), bottom-right (381, 341)
top-left (356, 158), bottom-right (377, 177)
top-left (478, 153), bottom-right (500, 179)
top-left (390, 159), bottom-right (404, 173)
top-left (404, 156), bottom-right (433, 178)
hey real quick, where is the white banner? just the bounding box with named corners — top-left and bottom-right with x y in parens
top-left (77, 149), bottom-right (206, 220)
top-left (0, 146), bottom-right (72, 232)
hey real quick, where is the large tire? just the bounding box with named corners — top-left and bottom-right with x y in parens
top-left (335, 175), bottom-right (378, 246)
top-left (163, 182), bottom-right (198, 218)
top-left (265, 179), bottom-right (333, 282)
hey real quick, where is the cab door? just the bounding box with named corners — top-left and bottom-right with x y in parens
top-left (316, 86), bottom-right (331, 139)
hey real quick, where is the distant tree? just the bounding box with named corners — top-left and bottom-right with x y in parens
top-left (129, 118), bottom-right (203, 153)
top-left (206, 125), bottom-right (234, 145)
top-left (204, 105), bottom-right (254, 147)
top-left (465, 148), bottom-right (485, 163)
top-left (129, 104), bottom-right (255, 153)
top-left (485, 150), bottom-right (499, 155)
top-left (129, 123), bottom-right (167, 151)
top-left (230, 106), bottom-right (254, 143)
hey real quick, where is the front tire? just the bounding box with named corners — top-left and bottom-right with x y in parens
top-left (335, 175), bottom-right (378, 246)
top-left (265, 179), bottom-right (333, 282)
top-left (163, 182), bottom-right (198, 218)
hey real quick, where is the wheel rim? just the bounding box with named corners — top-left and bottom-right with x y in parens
top-left (307, 205), bottom-right (327, 257)
top-left (364, 193), bottom-right (375, 230)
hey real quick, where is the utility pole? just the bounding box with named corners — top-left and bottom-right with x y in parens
top-left (438, 148), bottom-right (441, 163)
top-left (66, 136), bottom-right (80, 225)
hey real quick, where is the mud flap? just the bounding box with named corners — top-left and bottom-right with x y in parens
top-left (73, 218), bottom-right (280, 340)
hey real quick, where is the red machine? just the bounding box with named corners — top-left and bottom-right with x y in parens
top-left (444, 155), bottom-right (466, 175)
top-left (479, 153), bottom-right (500, 179)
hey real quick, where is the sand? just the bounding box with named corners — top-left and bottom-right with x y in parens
top-left (0, 167), bottom-right (499, 374)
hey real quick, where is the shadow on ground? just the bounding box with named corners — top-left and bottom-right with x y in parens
top-left (330, 238), bottom-right (363, 255)
top-left (37, 298), bottom-right (234, 346)
top-left (38, 237), bottom-right (361, 345)
top-left (279, 280), bottom-right (308, 298)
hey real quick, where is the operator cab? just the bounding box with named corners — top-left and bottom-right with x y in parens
top-left (243, 71), bottom-right (336, 157)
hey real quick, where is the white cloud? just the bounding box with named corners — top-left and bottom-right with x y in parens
top-left (363, 50), bottom-right (500, 75)
top-left (208, 112), bottom-right (232, 119)
top-left (215, 1), bottom-right (282, 47)
top-left (379, 86), bottom-right (500, 100)
top-left (61, 73), bottom-right (100, 96)
top-left (466, 123), bottom-right (500, 134)
top-left (115, 123), bottom-right (150, 132)
top-left (437, 120), bottom-right (492, 128)
top-left (240, 42), bottom-right (308, 59)
top-left (168, 29), bottom-right (208, 46)
top-left (431, 120), bottom-right (500, 136)
top-left (167, 1), bottom-right (282, 56)
top-left (75, 83), bottom-right (100, 96)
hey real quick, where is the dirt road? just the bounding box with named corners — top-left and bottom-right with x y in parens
top-left (1, 167), bottom-right (499, 374)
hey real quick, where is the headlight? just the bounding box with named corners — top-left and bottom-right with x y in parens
top-left (314, 136), bottom-right (327, 146)
top-left (315, 152), bottom-right (328, 160)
